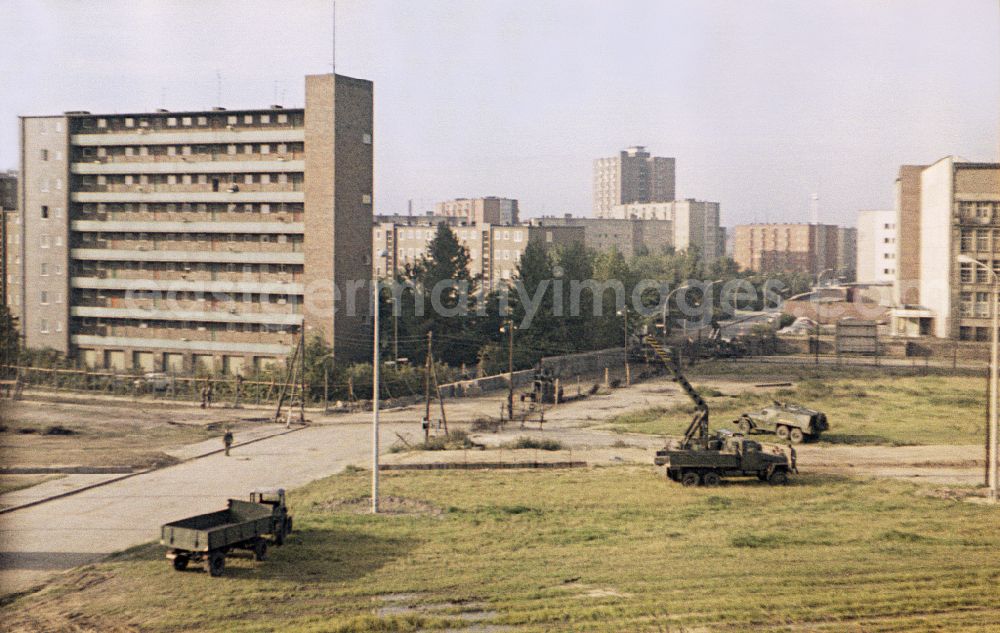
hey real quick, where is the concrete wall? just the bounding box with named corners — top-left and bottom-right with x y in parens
top-left (439, 347), bottom-right (626, 398)
top-left (894, 165), bottom-right (924, 305)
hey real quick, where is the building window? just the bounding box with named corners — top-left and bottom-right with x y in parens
top-left (261, 144), bottom-right (270, 155)
top-left (97, 118), bottom-right (107, 128)
top-left (227, 115), bottom-right (237, 125)
top-left (362, 194), bottom-right (372, 204)
top-left (197, 116), bottom-right (207, 126)
top-left (41, 205), bottom-right (49, 219)
top-left (260, 114), bottom-right (271, 124)
top-left (40, 263), bottom-right (48, 276)
top-left (40, 149), bottom-right (48, 161)
top-left (277, 114), bottom-right (288, 124)
top-left (362, 132), bottom-right (372, 144)
top-left (40, 290), bottom-right (48, 305)
top-left (227, 144), bottom-right (236, 155)
top-left (977, 261), bottom-right (990, 284)
top-left (960, 262), bottom-right (973, 283)
top-left (125, 117), bottom-right (134, 127)
top-left (40, 235), bottom-right (50, 248)
top-left (40, 319), bottom-right (49, 333)
top-left (979, 231), bottom-right (991, 252)
top-left (167, 117), bottom-right (177, 127)
top-left (244, 115), bottom-right (253, 125)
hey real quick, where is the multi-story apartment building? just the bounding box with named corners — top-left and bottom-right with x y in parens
top-left (434, 197), bottom-right (518, 225)
top-left (537, 216), bottom-right (674, 259)
top-left (11, 73), bottom-right (373, 372)
top-left (732, 223), bottom-right (852, 278)
top-left (891, 157), bottom-right (1000, 340)
top-left (606, 199), bottom-right (724, 261)
top-left (373, 221), bottom-right (584, 291)
top-left (836, 227), bottom-right (858, 282)
top-left (593, 146), bottom-right (675, 217)
top-left (856, 210), bottom-right (896, 284)
top-left (1, 170), bottom-right (18, 310)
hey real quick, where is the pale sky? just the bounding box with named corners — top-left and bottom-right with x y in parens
top-left (1, 0), bottom-right (997, 227)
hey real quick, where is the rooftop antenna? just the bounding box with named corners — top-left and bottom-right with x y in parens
top-left (408, 199), bottom-right (413, 217)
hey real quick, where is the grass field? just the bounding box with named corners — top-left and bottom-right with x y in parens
top-left (6, 467), bottom-right (1000, 632)
top-left (607, 372), bottom-right (986, 446)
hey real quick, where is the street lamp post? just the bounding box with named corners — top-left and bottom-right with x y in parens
top-left (617, 307), bottom-right (630, 385)
top-left (372, 252), bottom-right (387, 514)
top-left (959, 255), bottom-right (998, 502)
top-left (662, 283), bottom-right (692, 346)
top-left (500, 319), bottom-right (515, 423)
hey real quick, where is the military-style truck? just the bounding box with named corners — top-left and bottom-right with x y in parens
top-left (644, 336), bottom-right (796, 486)
top-left (160, 488), bottom-right (293, 577)
top-left (655, 431), bottom-right (796, 486)
top-left (737, 402), bottom-right (829, 444)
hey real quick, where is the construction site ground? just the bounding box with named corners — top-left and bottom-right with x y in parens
top-left (0, 360), bottom-right (989, 601)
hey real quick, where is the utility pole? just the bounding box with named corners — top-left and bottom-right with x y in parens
top-left (501, 319), bottom-right (515, 422)
top-left (618, 306), bottom-right (630, 385)
top-left (424, 331), bottom-right (432, 442)
top-left (372, 277), bottom-right (380, 514)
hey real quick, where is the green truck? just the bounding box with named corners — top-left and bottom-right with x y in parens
top-left (655, 431), bottom-right (796, 486)
top-left (160, 488), bottom-right (293, 577)
top-left (737, 402), bottom-right (829, 443)
top-left (644, 336), bottom-right (796, 486)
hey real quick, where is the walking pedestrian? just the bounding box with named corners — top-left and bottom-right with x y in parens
top-left (223, 426), bottom-right (234, 456)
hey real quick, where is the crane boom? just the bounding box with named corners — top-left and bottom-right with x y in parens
top-left (644, 335), bottom-right (709, 447)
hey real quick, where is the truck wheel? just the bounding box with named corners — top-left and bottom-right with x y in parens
top-left (775, 425), bottom-right (790, 440)
top-left (789, 428), bottom-right (804, 444)
top-left (681, 471), bottom-right (701, 487)
top-left (738, 418), bottom-right (753, 435)
top-left (172, 555), bottom-right (189, 571)
top-left (253, 540), bottom-right (268, 561)
top-left (768, 469), bottom-right (789, 486)
top-left (208, 552), bottom-right (225, 577)
top-left (702, 472), bottom-right (721, 486)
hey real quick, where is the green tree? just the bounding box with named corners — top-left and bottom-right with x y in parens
top-left (0, 304), bottom-right (20, 376)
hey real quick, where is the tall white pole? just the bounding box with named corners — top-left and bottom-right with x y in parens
top-left (372, 277), bottom-right (380, 513)
top-left (991, 276), bottom-right (998, 502)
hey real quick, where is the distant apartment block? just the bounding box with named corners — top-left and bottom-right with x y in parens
top-left (606, 200), bottom-right (724, 261)
top-left (893, 165), bottom-right (925, 307)
top-left (891, 157), bottom-right (1000, 340)
top-left (856, 210), bottom-right (896, 284)
top-left (732, 223), bottom-right (853, 278)
top-left (374, 221), bottom-right (584, 292)
top-left (537, 216), bottom-right (673, 259)
top-left (434, 197), bottom-right (518, 225)
top-left (1, 170), bottom-right (18, 310)
top-left (593, 146), bottom-right (675, 217)
top-left (11, 73), bottom-right (374, 372)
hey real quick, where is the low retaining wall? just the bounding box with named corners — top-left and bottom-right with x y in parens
top-left (439, 347), bottom-right (626, 398)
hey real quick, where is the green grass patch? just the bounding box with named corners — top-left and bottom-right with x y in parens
top-left (6, 467), bottom-right (1000, 632)
top-left (504, 436), bottom-right (564, 451)
top-left (610, 372), bottom-right (986, 445)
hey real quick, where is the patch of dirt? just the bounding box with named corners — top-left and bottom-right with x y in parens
top-left (918, 487), bottom-right (988, 501)
top-left (322, 495), bottom-right (444, 515)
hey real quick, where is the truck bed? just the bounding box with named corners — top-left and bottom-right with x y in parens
top-left (161, 500), bottom-right (275, 552)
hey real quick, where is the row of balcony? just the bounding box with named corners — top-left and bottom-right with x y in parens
top-left (71, 191), bottom-right (305, 203)
top-left (71, 248), bottom-right (304, 264)
top-left (71, 334), bottom-right (295, 356)
top-left (72, 221), bottom-right (305, 234)
top-left (72, 128), bottom-right (305, 147)
top-left (70, 277), bottom-right (304, 295)
top-left (72, 159), bottom-right (305, 174)
top-left (71, 306), bottom-right (303, 326)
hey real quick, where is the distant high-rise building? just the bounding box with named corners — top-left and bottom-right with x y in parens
top-left (856, 210), bottom-right (896, 284)
top-left (732, 223), bottom-right (852, 278)
top-left (1, 170), bottom-right (18, 310)
top-left (593, 146), bottom-right (675, 217)
top-left (434, 197), bottom-right (518, 225)
top-left (10, 73), bottom-right (374, 372)
top-left (607, 200), bottom-right (723, 261)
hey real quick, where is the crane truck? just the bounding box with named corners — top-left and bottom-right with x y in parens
top-left (644, 336), bottom-right (796, 486)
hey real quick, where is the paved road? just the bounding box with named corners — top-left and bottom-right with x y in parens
top-left (0, 419), bottom-right (406, 595)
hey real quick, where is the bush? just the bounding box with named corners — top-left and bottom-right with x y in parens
top-left (507, 436), bottom-right (563, 451)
